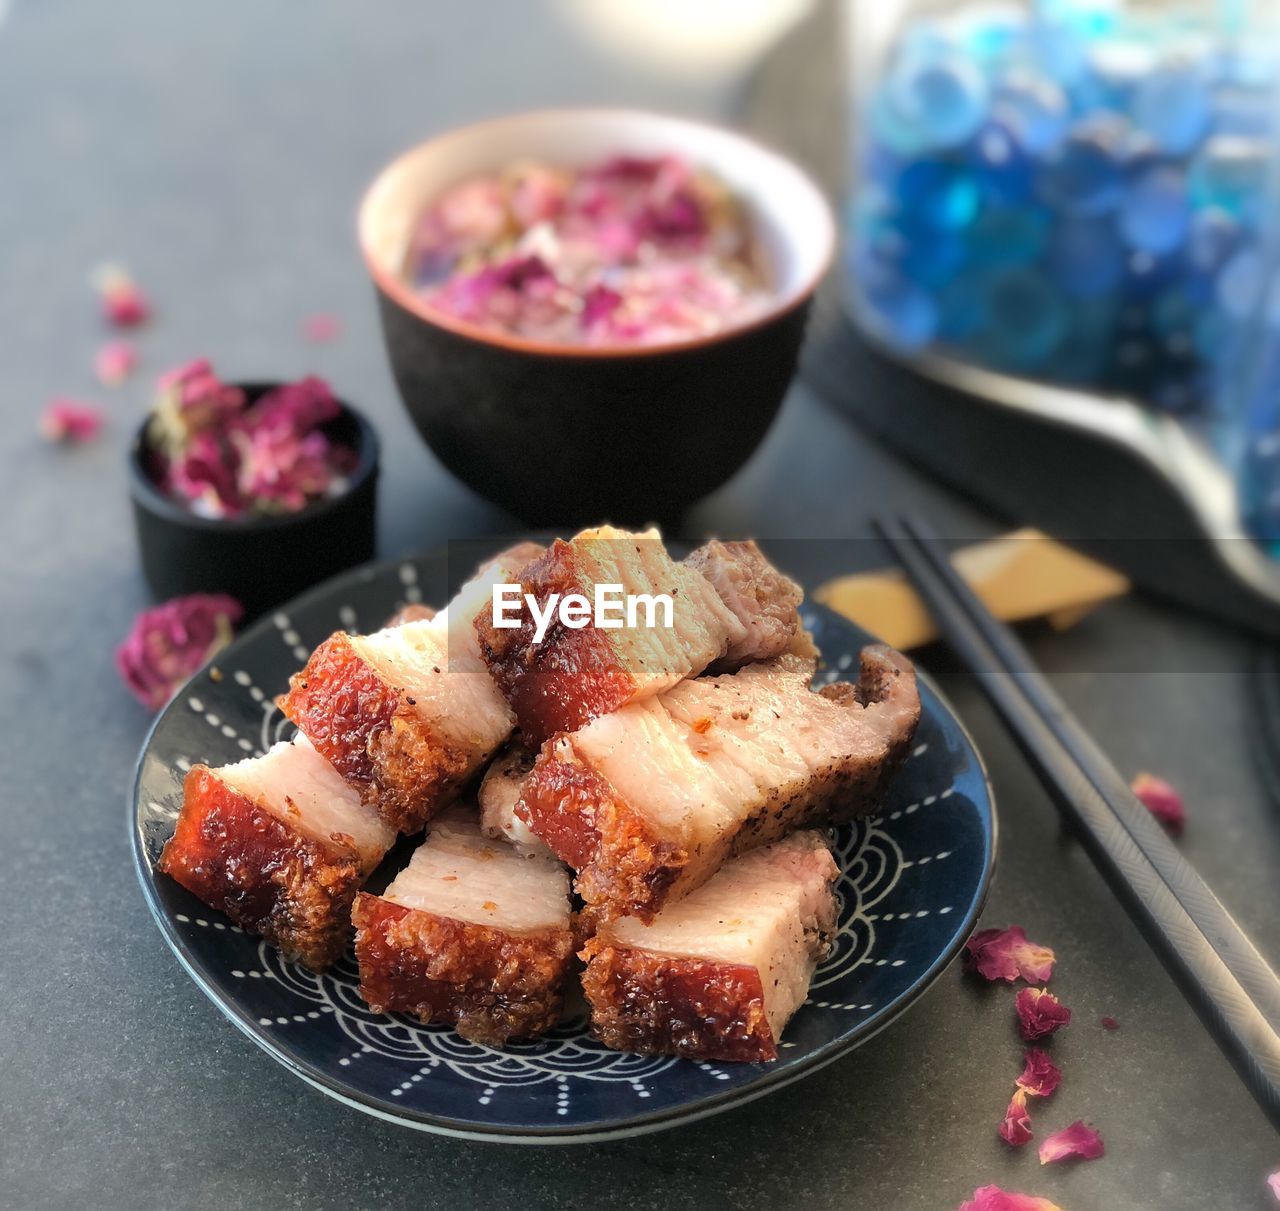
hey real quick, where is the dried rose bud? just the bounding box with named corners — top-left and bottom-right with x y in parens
top-left (958, 1187), bottom-right (1063, 1211)
top-left (149, 358), bottom-right (247, 459)
top-left (95, 340), bottom-right (140, 387)
top-left (116, 594), bottom-right (243, 711)
top-left (302, 313), bottom-right (342, 344)
top-left (1131, 772), bottom-right (1186, 836)
top-left (93, 264), bottom-right (150, 327)
top-left (170, 430), bottom-right (242, 518)
top-left (1101, 1015), bottom-right (1120, 1031)
top-left (41, 398), bottom-right (104, 444)
top-left (245, 376), bottom-right (340, 438)
top-left (1016, 1049), bottom-right (1062, 1098)
top-left (1038, 1120), bottom-right (1104, 1165)
top-left (1015, 987), bottom-right (1071, 1041)
top-left (965, 925), bottom-right (1056, 984)
top-left (998, 1089), bottom-right (1033, 1146)
top-left (235, 426), bottom-right (333, 514)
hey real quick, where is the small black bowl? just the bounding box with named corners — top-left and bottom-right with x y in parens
top-left (128, 384), bottom-right (379, 620)
top-left (358, 109), bottom-right (835, 526)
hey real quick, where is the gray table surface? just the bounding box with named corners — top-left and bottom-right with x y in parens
top-left (2, 2), bottom-right (1277, 1208)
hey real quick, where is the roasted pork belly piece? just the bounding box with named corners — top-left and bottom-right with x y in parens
top-left (158, 737), bottom-right (395, 969)
top-left (279, 544), bottom-right (541, 834)
top-left (352, 808), bottom-right (573, 1045)
top-left (582, 831), bottom-right (838, 1061)
top-left (683, 539), bottom-right (804, 672)
top-left (474, 526), bottom-right (749, 743)
top-left (383, 602), bottom-right (436, 628)
top-left (519, 644), bottom-right (919, 922)
top-left (478, 740), bottom-right (551, 855)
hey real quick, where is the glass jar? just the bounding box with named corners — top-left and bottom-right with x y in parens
top-left (842, 0), bottom-right (1280, 546)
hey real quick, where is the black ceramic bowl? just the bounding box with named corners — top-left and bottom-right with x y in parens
top-left (358, 109), bottom-right (836, 525)
top-left (128, 384), bottom-right (379, 620)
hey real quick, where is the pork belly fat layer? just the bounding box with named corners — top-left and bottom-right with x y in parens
top-left (474, 526), bottom-right (748, 742)
top-left (217, 737), bottom-right (394, 870)
top-left (279, 544), bottom-right (541, 834)
top-left (352, 809), bottom-right (573, 1044)
top-left (582, 832), bottom-right (839, 1062)
top-left (158, 741), bottom-right (394, 969)
top-left (519, 645), bottom-right (919, 921)
top-left (384, 808), bottom-right (569, 931)
top-left (478, 741), bottom-right (551, 855)
top-left (683, 539), bottom-right (804, 672)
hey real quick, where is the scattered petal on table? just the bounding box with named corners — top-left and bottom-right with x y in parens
top-left (116, 593), bottom-right (243, 711)
top-left (41, 398), bottom-right (104, 443)
top-left (1016, 1049), bottom-right (1062, 1098)
top-left (1016, 987), bottom-right (1071, 1041)
top-left (999, 1089), bottom-right (1033, 1146)
top-left (302, 312), bottom-right (342, 343)
top-left (958, 1185), bottom-right (1063, 1211)
top-left (1039, 1120), bottom-right (1105, 1165)
top-left (1131, 772), bottom-right (1186, 836)
top-left (94, 339), bottom-right (140, 387)
top-left (965, 925), bottom-right (1056, 984)
top-left (93, 263), bottom-right (151, 327)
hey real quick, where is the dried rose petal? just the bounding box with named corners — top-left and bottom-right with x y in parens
top-left (94, 340), bottom-right (139, 387)
top-left (965, 926), bottom-right (1056, 984)
top-left (170, 430), bottom-right (242, 517)
top-left (582, 284), bottom-right (623, 329)
top-left (998, 1088), bottom-right (1033, 1146)
top-left (1101, 1015), bottom-right (1120, 1031)
top-left (245, 376), bottom-right (340, 438)
top-left (958, 1187), bottom-right (1063, 1211)
top-left (1131, 772), bottom-right (1186, 836)
top-left (235, 426), bottom-right (334, 514)
top-left (1016, 1048), bottom-right (1062, 1098)
top-left (1268, 1171), bottom-right (1280, 1201)
top-left (94, 265), bottom-right (150, 327)
top-left (302, 313), bottom-right (342, 344)
top-left (41, 398), bottom-right (104, 443)
top-left (1038, 1120), bottom-right (1104, 1165)
top-left (151, 359), bottom-right (247, 453)
top-left (116, 594), bottom-right (243, 711)
top-left (1016, 987), bottom-right (1071, 1041)
top-left (410, 153), bottom-right (767, 347)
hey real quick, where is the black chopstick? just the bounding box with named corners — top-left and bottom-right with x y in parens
top-left (873, 515), bottom-right (1280, 1128)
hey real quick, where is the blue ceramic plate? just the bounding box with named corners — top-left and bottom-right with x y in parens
top-left (131, 546), bottom-right (996, 1143)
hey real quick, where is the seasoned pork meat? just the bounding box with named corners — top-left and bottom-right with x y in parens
top-left (582, 831), bottom-right (838, 1061)
top-left (279, 543), bottom-right (542, 834)
top-left (158, 737), bottom-right (395, 969)
top-left (518, 645), bottom-right (919, 922)
top-left (474, 526), bottom-right (748, 743)
top-left (352, 808), bottom-right (573, 1045)
top-left (383, 602), bottom-right (436, 628)
top-left (683, 539), bottom-right (804, 672)
top-left (478, 740), bottom-right (550, 855)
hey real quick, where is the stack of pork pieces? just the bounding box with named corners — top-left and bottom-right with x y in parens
top-left (159, 528), bottom-right (921, 1062)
